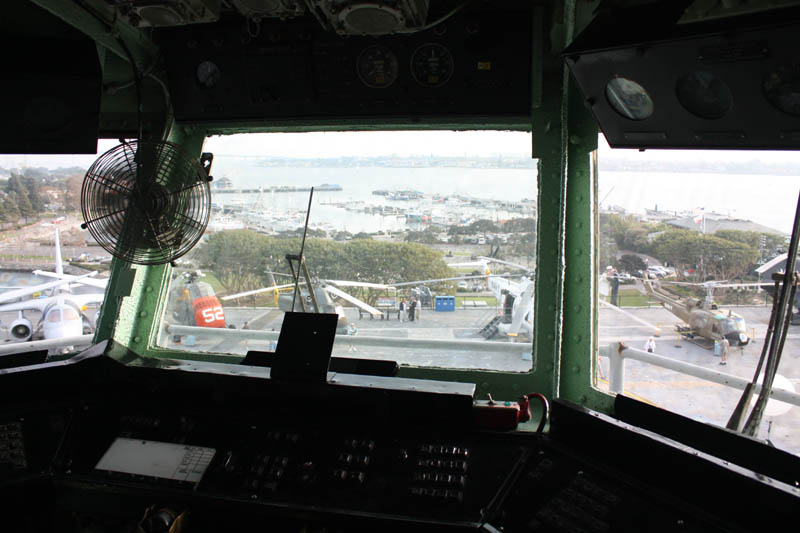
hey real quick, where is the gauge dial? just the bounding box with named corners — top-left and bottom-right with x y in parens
top-left (196, 61), bottom-right (221, 89)
top-left (356, 45), bottom-right (399, 89)
top-left (411, 43), bottom-right (454, 88)
top-left (764, 65), bottom-right (800, 116)
top-left (676, 71), bottom-right (732, 119)
top-left (605, 77), bottom-right (653, 120)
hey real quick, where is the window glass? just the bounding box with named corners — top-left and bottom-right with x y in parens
top-left (0, 141), bottom-right (115, 349)
top-left (595, 134), bottom-right (800, 455)
top-left (157, 131), bottom-right (537, 371)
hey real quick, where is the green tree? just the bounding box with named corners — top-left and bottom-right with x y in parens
top-left (195, 230), bottom-right (455, 305)
top-left (63, 174), bottom-right (83, 211)
top-left (2, 194), bottom-right (21, 222)
top-left (21, 176), bottom-right (44, 211)
top-left (6, 176), bottom-right (34, 220)
top-left (716, 229), bottom-right (786, 263)
top-left (502, 217), bottom-right (535, 233)
top-left (405, 227), bottom-right (441, 244)
top-left (649, 229), bottom-right (758, 281)
top-left (618, 254), bottom-right (645, 274)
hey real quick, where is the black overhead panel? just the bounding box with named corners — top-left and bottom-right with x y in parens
top-left (0, 2), bottom-right (101, 154)
top-left (157, 2), bottom-right (532, 124)
top-left (564, 6), bottom-right (800, 150)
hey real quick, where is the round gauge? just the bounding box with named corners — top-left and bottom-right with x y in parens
top-left (196, 61), bottom-right (221, 89)
top-left (764, 65), bottom-right (800, 116)
top-left (356, 45), bottom-right (399, 89)
top-left (411, 43), bottom-right (454, 88)
top-left (605, 77), bottom-right (654, 120)
top-left (676, 71), bottom-right (732, 119)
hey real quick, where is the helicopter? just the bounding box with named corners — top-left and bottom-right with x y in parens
top-left (221, 276), bottom-right (386, 334)
top-left (165, 271), bottom-right (227, 329)
top-left (641, 274), bottom-right (750, 347)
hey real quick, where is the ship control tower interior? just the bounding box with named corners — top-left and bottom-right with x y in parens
top-left (3, 0), bottom-right (800, 531)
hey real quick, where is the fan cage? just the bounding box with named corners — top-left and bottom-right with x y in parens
top-left (81, 140), bottom-right (212, 265)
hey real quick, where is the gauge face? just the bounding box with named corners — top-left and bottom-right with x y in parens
top-left (764, 65), bottom-right (800, 116)
top-left (196, 61), bottom-right (221, 89)
top-left (411, 43), bottom-right (454, 88)
top-left (356, 45), bottom-right (399, 89)
top-left (605, 77), bottom-right (653, 120)
top-left (676, 71), bottom-right (732, 119)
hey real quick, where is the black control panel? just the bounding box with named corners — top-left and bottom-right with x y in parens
top-left (158, 2), bottom-right (533, 124)
top-left (59, 407), bottom-right (525, 526)
top-left (1, 350), bottom-right (799, 532)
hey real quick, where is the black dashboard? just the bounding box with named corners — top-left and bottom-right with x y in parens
top-left (1, 343), bottom-right (799, 532)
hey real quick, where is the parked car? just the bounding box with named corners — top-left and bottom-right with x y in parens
top-left (647, 266), bottom-right (667, 278)
top-left (617, 272), bottom-right (634, 284)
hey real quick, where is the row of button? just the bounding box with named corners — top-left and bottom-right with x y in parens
top-left (416, 458), bottom-right (468, 472)
top-left (419, 444), bottom-right (470, 457)
top-left (332, 469), bottom-right (366, 484)
top-left (413, 472), bottom-right (466, 486)
top-left (338, 452), bottom-right (370, 467)
top-left (342, 438), bottom-right (375, 452)
top-left (410, 486), bottom-right (464, 502)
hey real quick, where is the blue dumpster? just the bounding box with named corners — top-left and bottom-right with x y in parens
top-left (435, 295), bottom-right (455, 311)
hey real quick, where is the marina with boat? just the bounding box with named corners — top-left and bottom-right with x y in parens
top-left (206, 183), bottom-right (536, 236)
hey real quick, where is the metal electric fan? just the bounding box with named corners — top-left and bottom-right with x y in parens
top-left (81, 140), bottom-right (212, 266)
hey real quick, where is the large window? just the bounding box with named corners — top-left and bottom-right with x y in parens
top-left (595, 135), bottom-right (800, 455)
top-left (0, 142), bottom-right (118, 350)
top-left (157, 131), bottom-right (537, 371)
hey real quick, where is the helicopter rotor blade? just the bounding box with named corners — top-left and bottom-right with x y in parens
top-left (323, 285), bottom-right (382, 317)
top-left (325, 280), bottom-right (394, 289)
top-left (221, 283), bottom-right (295, 301)
top-left (392, 274), bottom-right (516, 287)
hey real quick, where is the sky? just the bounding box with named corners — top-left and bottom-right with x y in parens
top-left (3, 131), bottom-right (800, 167)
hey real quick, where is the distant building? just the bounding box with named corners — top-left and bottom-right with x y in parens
top-left (666, 212), bottom-right (784, 236)
top-left (755, 253), bottom-right (800, 279)
top-left (643, 206), bottom-right (689, 223)
top-left (212, 176), bottom-right (234, 190)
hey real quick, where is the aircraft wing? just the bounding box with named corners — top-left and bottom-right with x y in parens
top-left (0, 273), bottom-right (96, 305)
top-left (710, 282), bottom-right (775, 288)
top-left (447, 261), bottom-right (486, 268)
top-left (33, 270), bottom-right (108, 289)
top-left (323, 285), bottom-right (383, 317)
top-left (478, 256), bottom-right (534, 271)
top-left (0, 297), bottom-right (52, 313)
top-left (68, 293), bottom-right (106, 308)
top-left (221, 283), bottom-right (295, 301)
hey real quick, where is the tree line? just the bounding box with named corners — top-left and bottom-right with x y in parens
top-left (0, 174), bottom-right (45, 223)
top-left (601, 213), bottom-right (785, 281)
top-left (194, 230), bottom-right (455, 305)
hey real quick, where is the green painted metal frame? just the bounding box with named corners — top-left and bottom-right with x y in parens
top-left (81, 1), bottom-right (615, 416)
